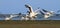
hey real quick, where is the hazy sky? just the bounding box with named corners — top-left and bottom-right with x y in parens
top-left (0, 0), bottom-right (60, 14)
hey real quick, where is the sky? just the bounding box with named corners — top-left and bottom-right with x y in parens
top-left (0, 0), bottom-right (60, 14)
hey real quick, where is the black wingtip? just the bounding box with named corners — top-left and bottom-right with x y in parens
top-left (42, 9), bottom-right (48, 12)
top-left (40, 11), bottom-right (44, 15)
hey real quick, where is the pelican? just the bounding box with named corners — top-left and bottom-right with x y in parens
top-left (24, 4), bottom-right (39, 20)
top-left (5, 14), bottom-right (19, 20)
top-left (42, 9), bottom-right (54, 19)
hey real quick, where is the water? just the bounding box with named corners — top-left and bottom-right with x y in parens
top-left (0, 14), bottom-right (60, 20)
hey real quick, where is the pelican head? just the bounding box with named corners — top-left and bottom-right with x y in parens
top-left (25, 4), bottom-right (31, 8)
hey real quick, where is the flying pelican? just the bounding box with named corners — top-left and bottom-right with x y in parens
top-left (42, 9), bottom-right (54, 19)
top-left (24, 4), bottom-right (39, 20)
top-left (5, 14), bottom-right (19, 20)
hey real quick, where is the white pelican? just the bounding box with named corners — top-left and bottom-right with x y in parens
top-left (24, 4), bottom-right (38, 20)
top-left (42, 9), bottom-right (54, 19)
